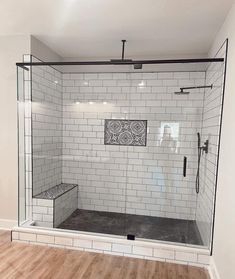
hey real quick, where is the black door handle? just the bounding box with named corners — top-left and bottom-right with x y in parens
top-left (183, 156), bottom-right (187, 177)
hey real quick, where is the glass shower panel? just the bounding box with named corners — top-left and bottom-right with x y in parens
top-left (31, 59), bottom-right (63, 228)
top-left (30, 62), bottom-right (129, 235)
top-left (196, 55), bottom-right (226, 249)
top-left (60, 72), bottom-right (128, 236)
top-left (125, 71), bottom-right (205, 246)
top-left (17, 59), bottom-right (32, 226)
top-left (31, 61), bottom-right (62, 199)
top-left (17, 66), bottom-right (26, 225)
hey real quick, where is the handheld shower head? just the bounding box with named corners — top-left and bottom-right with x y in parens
top-left (197, 132), bottom-right (201, 148)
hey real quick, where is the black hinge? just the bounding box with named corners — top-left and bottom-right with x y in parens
top-left (127, 234), bottom-right (135, 240)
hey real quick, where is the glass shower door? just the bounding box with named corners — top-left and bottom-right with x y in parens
top-left (124, 71), bottom-right (204, 246)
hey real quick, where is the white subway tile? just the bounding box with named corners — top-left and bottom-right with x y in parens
top-left (37, 234), bottom-right (55, 244)
top-left (133, 246), bottom-right (153, 256)
top-left (19, 232), bottom-right (36, 242)
top-left (153, 248), bottom-right (174, 259)
top-left (93, 241), bottom-right (112, 251)
top-left (55, 236), bottom-right (73, 246)
top-left (112, 243), bottom-right (132, 254)
top-left (175, 251), bottom-right (197, 262)
top-left (73, 238), bottom-right (92, 249)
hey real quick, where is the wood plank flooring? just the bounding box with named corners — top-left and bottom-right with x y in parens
top-left (0, 230), bottom-right (209, 279)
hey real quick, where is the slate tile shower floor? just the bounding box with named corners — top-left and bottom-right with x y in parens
top-left (58, 209), bottom-right (203, 245)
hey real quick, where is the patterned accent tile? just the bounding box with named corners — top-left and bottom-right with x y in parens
top-left (104, 120), bottom-right (147, 146)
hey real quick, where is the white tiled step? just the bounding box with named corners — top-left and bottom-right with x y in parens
top-left (12, 226), bottom-right (210, 267)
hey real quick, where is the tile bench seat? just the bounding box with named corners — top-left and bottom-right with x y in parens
top-left (32, 183), bottom-right (78, 228)
top-left (34, 183), bottom-right (77, 200)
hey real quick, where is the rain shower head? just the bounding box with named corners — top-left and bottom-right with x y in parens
top-left (174, 84), bottom-right (213, 95)
top-left (174, 89), bottom-right (190, 95)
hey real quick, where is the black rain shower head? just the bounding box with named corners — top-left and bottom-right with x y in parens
top-left (174, 89), bottom-right (190, 95)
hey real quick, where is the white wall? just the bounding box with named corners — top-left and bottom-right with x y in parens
top-left (0, 35), bottom-right (30, 227)
top-left (30, 36), bottom-right (61, 62)
top-left (209, 2), bottom-right (235, 279)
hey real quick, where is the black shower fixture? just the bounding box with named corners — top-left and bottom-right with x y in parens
top-left (201, 140), bottom-right (209, 154)
top-left (110, 40), bottom-right (132, 63)
top-left (175, 84), bottom-right (213, 95)
top-left (196, 132), bottom-right (209, 194)
top-left (110, 40), bottom-right (143, 69)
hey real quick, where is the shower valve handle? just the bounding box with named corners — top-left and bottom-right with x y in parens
top-left (200, 140), bottom-right (209, 154)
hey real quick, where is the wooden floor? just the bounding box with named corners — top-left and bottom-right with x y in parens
top-left (0, 230), bottom-right (209, 279)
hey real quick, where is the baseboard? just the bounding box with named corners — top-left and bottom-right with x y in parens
top-left (0, 219), bottom-right (17, 230)
top-left (208, 257), bottom-right (220, 279)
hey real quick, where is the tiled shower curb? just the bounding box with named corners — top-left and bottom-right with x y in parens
top-left (12, 226), bottom-right (210, 268)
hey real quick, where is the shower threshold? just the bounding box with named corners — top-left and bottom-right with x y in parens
top-left (58, 209), bottom-right (203, 246)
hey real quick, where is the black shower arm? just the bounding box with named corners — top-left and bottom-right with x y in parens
top-left (180, 84), bottom-right (213, 92)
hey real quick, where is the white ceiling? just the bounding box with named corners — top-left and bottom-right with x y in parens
top-left (0, 0), bottom-right (233, 59)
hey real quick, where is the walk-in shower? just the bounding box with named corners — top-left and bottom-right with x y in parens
top-left (16, 40), bottom-right (228, 254)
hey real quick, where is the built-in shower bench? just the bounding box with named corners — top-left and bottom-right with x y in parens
top-left (32, 183), bottom-right (78, 228)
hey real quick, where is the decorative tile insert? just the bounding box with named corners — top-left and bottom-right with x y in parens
top-left (104, 119), bottom-right (147, 146)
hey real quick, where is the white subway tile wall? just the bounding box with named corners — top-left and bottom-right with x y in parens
top-left (32, 65), bottom-right (63, 196)
top-left (54, 186), bottom-right (78, 227)
top-left (62, 72), bottom-right (205, 220)
top-left (32, 198), bottom-right (54, 228)
top-left (195, 45), bottom-right (226, 246)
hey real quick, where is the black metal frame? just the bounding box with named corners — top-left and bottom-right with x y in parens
top-left (16, 57), bottom-right (224, 71)
top-left (210, 38), bottom-right (229, 256)
top-left (16, 62), bottom-right (21, 227)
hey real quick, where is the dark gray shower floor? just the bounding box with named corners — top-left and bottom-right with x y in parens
top-left (58, 209), bottom-right (203, 246)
